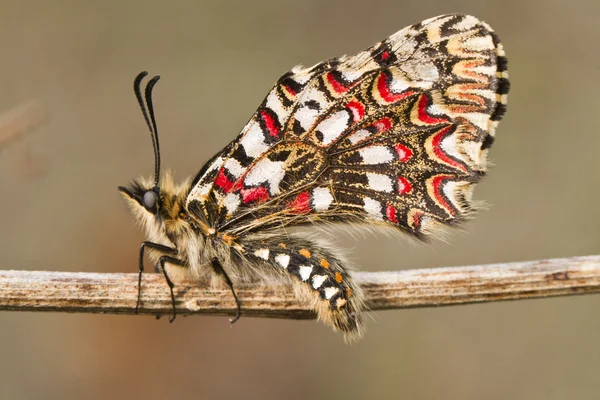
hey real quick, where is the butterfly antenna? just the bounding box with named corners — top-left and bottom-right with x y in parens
top-left (133, 71), bottom-right (162, 187)
top-left (133, 72), bottom-right (151, 129)
top-left (144, 75), bottom-right (162, 187)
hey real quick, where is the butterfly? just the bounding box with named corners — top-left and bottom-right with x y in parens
top-left (118, 14), bottom-right (509, 342)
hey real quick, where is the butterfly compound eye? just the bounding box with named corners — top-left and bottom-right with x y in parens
top-left (143, 190), bottom-right (158, 213)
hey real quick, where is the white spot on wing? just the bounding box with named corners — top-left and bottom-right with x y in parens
top-left (189, 183), bottom-right (212, 199)
top-left (460, 112), bottom-right (489, 130)
top-left (244, 158), bottom-right (286, 195)
top-left (312, 275), bottom-right (327, 289)
top-left (363, 197), bottom-right (383, 220)
top-left (223, 193), bottom-right (241, 214)
top-left (427, 102), bottom-right (446, 116)
top-left (188, 157), bottom-right (224, 201)
top-left (312, 187), bottom-right (334, 211)
top-left (295, 105), bottom-right (320, 130)
top-left (453, 15), bottom-right (479, 30)
top-left (348, 129), bottom-right (372, 144)
top-left (293, 70), bottom-right (312, 84)
top-left (315, 111), bottom-right (350, 145)
top-left (340, 70), bottom-right (363, 81)
top-left (254, 248), bottom-right (270, 260)
top-left (462, 36), bottom-right (494, 52)
top-left (401, 60), bottom-right (438, 85)
top-left (266, 91), bottom-right (290, 123)
top-left (275, 254), bottom-right (290, 269)
top-left (302, 85), bottom-right (328, 105)
top-left (471, 64), bottom-right (496, 77)
top-left (240, 120), bottom-right (269, 158)
top-left (440, 133), bottom-right (462, 163)
top-left (299, 265), bottom-right (313, 281)
top-left (390, 75), bottom-right (411, 93)
top-left (359, 146), bottom-right (394, 164)
top-left (442, 180), bottom-right (458, 204)
top-left (224, 158), bottom-right (245, 178)
top-left (324, 287), bottom-right (340, 300)
top-left (367, 173), bottom-right (393, 192)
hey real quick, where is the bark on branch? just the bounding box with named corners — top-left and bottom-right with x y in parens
top-left (1, 255), bottom-right (599, 319)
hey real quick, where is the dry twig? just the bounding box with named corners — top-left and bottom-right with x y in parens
top-left (1, 255), bottom-right (599, 319)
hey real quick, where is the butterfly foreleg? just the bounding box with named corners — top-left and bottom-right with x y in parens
top-left (137, 241), bottom-right (178, 313)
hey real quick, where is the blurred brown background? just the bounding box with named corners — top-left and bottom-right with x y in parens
top-left (1, 1), bottom-right (599, 399)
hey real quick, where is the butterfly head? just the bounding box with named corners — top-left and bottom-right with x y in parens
top-left (119, 178), bottom-right (160, 217)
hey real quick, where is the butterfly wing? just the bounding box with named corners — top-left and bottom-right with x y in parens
top-left (186, 14), bottom-right (509, 238)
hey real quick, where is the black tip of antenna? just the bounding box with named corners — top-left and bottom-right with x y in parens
top-left (134, 71), bottom-right (148, 90)
top-left (134, 71), bottom-right (152, 134)
top-left (145, 75), bottom-right (161, 136)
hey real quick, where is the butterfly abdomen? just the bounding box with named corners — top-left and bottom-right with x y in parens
top-left (244, 235), bottom-right (364, 341)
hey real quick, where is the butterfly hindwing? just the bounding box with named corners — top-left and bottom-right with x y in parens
top-left (186, 14), bottom-right (509, 238)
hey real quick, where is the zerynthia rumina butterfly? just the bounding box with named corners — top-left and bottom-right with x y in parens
top-left (119, 14), bottom-right (509, 342)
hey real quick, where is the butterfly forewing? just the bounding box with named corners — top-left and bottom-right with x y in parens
top-left (186, 14), bottom-right (509, 238)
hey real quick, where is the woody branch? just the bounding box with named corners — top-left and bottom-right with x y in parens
top-left (1, 255), bottom-right (599, 318)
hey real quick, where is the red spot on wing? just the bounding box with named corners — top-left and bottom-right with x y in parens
top-left (397, 177), bottom-right (412, 194)
top-left (431, 126), bottom-right (467, 172)
top-left (417, 94), bottom-right (449, 124)
top-left (346, 101), bottom-right (365, 122)
top-left (412, 210), bottom-right (423, 228)
top-left (326, 72), bottom-right (350, 94)
top-left (386, 204), bottom-right (398, 223)
top-left (431, 175), bottom-right (457, 216)
top-left (288, 191), bottom-right (312, 214)
top-left (215, 168), bottom-right (234, 192)
top-left (376, 72), bottom-right (415, 103)
top-left (373, 118), bottom-right (392, 132)
top-left (241, 187), bottom-right (270, 204)
top-left (231, 180), bottom-right (243, 192)
top-left (284, 84), bottom-right (297, 96)
top-left (394, 143), bottom-right (413, 162)
top-left (381, 51), bottom-right (390, 60)
top-left (260, 110), bottom-right (280, 138)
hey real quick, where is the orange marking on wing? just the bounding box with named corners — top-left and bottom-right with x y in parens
top-left (320, 259), bottom-right (330, 269)
top-left (298, 248), bottom-right (311, 258)
top-left (455, 60), bottom-right (490, 82)
top-left (335, 272), bottom-right (343, 283)
top-left (456, 92), bottom-right (487, 106)
top-left (278, 243), bottom-right (287, 249)
top-left (346, 288), bottom-right (353, 297)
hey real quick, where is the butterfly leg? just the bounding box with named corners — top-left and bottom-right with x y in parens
top-left (210, 258), bottom-right (242, 324)
top-left (157, 255), bottom-right (185, 323)
top-left (137, 241), bottom-right (178, 313)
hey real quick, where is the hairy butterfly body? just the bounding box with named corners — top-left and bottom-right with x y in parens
top-left (119, 14), bottom-right (509, 342)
